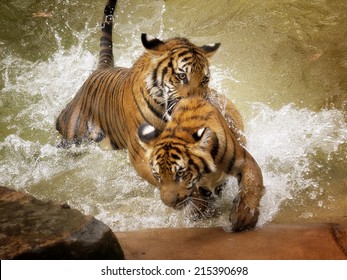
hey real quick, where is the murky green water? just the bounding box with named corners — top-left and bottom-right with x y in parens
top-left (1, 0), bottom-right (346, 231)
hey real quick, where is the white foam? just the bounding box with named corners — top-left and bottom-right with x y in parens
top-left (1, 26), bottom-right (346, 231)
top-left (245, 103), bottom-right (347, 225)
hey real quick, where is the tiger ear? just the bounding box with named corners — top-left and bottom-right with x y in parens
top-left (138, 123), bottom-right (161, 146)
top-left (199, 43), bottom-right (221, 58)
top-left (193, 127), bottom-right (211, 148)
top-left (141, 33), bottom-right (165, 52)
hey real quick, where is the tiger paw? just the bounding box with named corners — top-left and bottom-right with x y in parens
top-left (226, 192), bottom-right (260, 232)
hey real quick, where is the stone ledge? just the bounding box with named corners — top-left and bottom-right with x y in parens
top-left (115, 222), bottom-right (347, 260)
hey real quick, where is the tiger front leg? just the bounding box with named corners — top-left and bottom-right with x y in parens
top-left (228, 184), bottom-right (264, 232)
top-left (227, 150), bottom-right (264, 232)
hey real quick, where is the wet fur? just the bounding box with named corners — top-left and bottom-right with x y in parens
top-left (138, 96), bottom-right (264, 232)
top-left (56, 0), bottom-right (228, 182)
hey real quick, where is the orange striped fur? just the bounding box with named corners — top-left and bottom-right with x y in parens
top-left (138, 96), bottom-right (264, 232)
top-left (55, 1), bottom-right (240, 183)
top-left (55, 1), bottom-right (260, 230)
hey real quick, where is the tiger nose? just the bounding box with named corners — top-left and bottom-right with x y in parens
top-left (160, 191), bottom-right (177, 208)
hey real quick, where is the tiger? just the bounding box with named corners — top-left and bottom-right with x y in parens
top-left (55, 0), bottom-right (238, 184)
top-left (137, 96), bottom-right (264, 232)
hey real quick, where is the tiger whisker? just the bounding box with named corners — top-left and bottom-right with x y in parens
top-left (188, 199), bottom-right (208, 219)
top-left (189, 196), bottom-right (207, 202)
top-left (192, 201), bottom-right (211, 212)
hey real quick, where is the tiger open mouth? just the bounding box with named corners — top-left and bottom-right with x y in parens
top-left (166, 98), bottom-right (180, 116)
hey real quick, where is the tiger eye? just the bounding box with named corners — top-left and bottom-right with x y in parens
top-left (176, 169), bottom-right (185, 177)
top-left (176, 73), bottom-right (187, 81)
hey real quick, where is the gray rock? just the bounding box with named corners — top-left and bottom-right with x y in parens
top-left (0, 186), bottom-right (124, 259)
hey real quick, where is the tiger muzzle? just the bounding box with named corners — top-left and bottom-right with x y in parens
top-left (160, 187), bottom-right (189, 210)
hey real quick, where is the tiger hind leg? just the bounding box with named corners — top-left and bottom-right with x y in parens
top-left (56, 120), bottom-right (106, 148)
top-left (87, 121), bottom-right (105, 143)
top-left (87, 121), bottom-right (120, 150)
top-left (99, 136), bottom-right (114, 150)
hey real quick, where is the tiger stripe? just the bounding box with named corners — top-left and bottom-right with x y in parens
top-left (56, 0), bottom-right (225, 186)
top-left (138, 96), bottom-right (264, 232)
top-left (98, 0), bottom-right (117, 69)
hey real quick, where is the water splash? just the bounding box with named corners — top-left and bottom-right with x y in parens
top-left (1, 23), bottom-right (346, 231)
top-left (246, 103), bottom-right (347, 225)
top-left (1, 30), bottom-right (97, 138)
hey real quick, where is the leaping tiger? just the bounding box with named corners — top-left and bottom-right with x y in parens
top-left (138, 96), bottom-right (265, 232)
top-left (55, 0), bottom-right (242, 181)
top-left (56, 0), bottom-right (244, 184)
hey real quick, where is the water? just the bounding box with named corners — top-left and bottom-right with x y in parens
top-left (1, 0), bottom-right (346, 231)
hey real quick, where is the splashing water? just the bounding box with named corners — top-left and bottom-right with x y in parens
top-left (1, 0), bottom-right (346, 231)
top-left (246, 103), bottom-right (347, 225)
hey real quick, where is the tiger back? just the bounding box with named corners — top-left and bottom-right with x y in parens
top-left (56, 0), bottom-right (226, 183)
top-left (138, 96), bottom-right (265, 232)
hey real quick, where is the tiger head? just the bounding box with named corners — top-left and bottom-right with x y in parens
top-left (138, 123), bottom-right (223, 211)
top-left (140, 34), bottom-right (220, 116)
